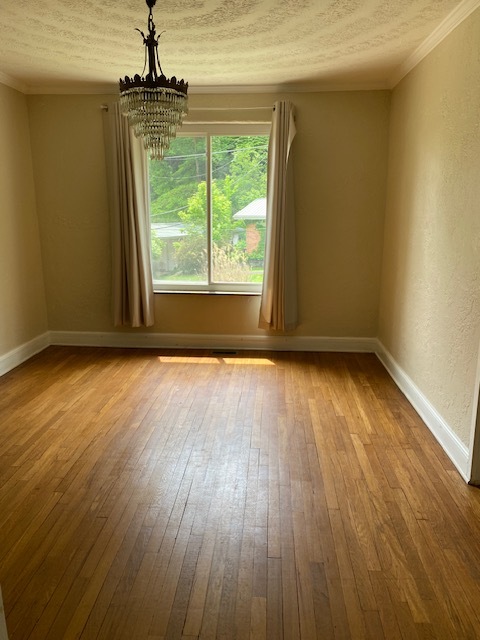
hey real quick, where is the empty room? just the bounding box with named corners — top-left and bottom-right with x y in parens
top-left (1, 0), bottom-right (480, 638)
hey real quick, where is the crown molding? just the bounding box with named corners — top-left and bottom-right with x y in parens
top-left (25, 83), bottom-right (117, 95)
top-left (0, 70), bottom-right (27, 94)
top-left (389, 0), bottom-right (480, 88)
top-left (11, 80), bottom-right (390, 97)
top-left (188, 81), bottom-right (390, 95)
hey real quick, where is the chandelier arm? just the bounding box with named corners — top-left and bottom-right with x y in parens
top-left (155, 35), bottom-right (165, 77)
top-left (139, 30), bottom-right (148, 78)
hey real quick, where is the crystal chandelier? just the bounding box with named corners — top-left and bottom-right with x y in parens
top-left (119, 0), bottom-right (188, 160)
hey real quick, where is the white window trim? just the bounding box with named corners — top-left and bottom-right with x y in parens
top-left (151, 124), bottom-right (270, 295)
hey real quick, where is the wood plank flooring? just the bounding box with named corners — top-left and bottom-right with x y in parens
top-left (1, 346), bottom-right (480, 639)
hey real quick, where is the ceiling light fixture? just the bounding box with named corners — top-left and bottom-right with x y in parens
top-left (119, 0), bottom-right (188, 160)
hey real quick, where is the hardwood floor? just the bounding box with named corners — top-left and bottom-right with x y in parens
top-left (1, 346), bottom-right (480, 639)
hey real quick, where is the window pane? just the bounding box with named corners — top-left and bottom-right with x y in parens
top-left (150, 137), bottom-right (208, 283)
top-left (211, 135), bottom-right (268, 284)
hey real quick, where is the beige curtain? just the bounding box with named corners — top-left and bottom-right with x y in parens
top-left (259, 100), bottom-right (297, 331)
top-left (103, 103), bottom-right (154, 327)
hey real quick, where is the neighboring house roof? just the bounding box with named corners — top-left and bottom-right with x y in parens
top-left (151, 222), bottom-right (187, 239)
top-left (233, 198), bottom-right (266, 221)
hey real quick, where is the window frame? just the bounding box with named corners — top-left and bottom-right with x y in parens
top-left (149, 123), bottom-right (271, 294)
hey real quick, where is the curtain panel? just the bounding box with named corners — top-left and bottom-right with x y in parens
top-left (259, 100), bottom-right (297, 331)
top-left (103, 103), bottom-right (154, 327)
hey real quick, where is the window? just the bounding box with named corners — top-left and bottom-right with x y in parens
top-left (148, 125), bottom-right (269, 293)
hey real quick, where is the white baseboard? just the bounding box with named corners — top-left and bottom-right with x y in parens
top-left (376, 341), bottom-right (470, 481)
top-left (0, 585), bottom-right (9, 640)
top-left (49, 330), bottom-right (378, 353)
top-left (0, 333), bottom-right (50, 377)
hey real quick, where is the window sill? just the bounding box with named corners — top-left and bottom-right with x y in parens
top-left (153, 289), bottom-right (261, 296)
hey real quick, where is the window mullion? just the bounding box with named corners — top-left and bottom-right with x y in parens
top-left (206, 134), bottom-right (213, 286)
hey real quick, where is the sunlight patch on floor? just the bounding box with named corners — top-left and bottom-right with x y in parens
top-left (158, 355), bottom-right (275, 366)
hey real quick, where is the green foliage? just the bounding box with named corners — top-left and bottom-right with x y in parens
top-left (149, 137), bottom-right (206, 222)
top-left (151, 235), bottom-right (163, 262)
top-left (178, 179), bottom-right (242, 244)
top-left (173, 181), bottom-right (230, 274)
top-left (173, 234), bottom-right (207, 276)
top-left (149, 133), bottom-right (268, 282)
top-left (213, 136), bottom-right (268, 212)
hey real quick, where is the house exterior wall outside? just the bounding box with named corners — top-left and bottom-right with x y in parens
top-left (27, 90), bottom-right (390, 338)
top-left (379, 8), bottom-right (480, 447)
top-left (0, 83), bottom-right (48, 356)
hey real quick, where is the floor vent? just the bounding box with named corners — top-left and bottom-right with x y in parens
top-left (211, 350), bottom-right (238, 355)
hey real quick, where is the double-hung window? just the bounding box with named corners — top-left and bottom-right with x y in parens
top-left (148, 124), bottom-right (269, 293)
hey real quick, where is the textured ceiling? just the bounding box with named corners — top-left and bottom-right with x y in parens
top-left (0, 0), bottom-right (470, 92)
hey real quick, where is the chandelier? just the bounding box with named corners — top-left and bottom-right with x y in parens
top-left (119, 0), bottom-right (188, 160)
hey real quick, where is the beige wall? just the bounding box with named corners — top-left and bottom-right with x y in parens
top-left (27, 95), bottom-right (112, 333)
top-left (379, 9), bottom-right (480, 446)
top-left (0, 83), bottom-right (48, 355)
top-left (27, 90), bottom-right (390, 337)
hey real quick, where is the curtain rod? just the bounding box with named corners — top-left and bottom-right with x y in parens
top-left (188, 106), bottom-right (273, 111)
top-left (182, 122), bottom-right (270, 126)
top-left (101, 105), bottom-right (273, 112)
